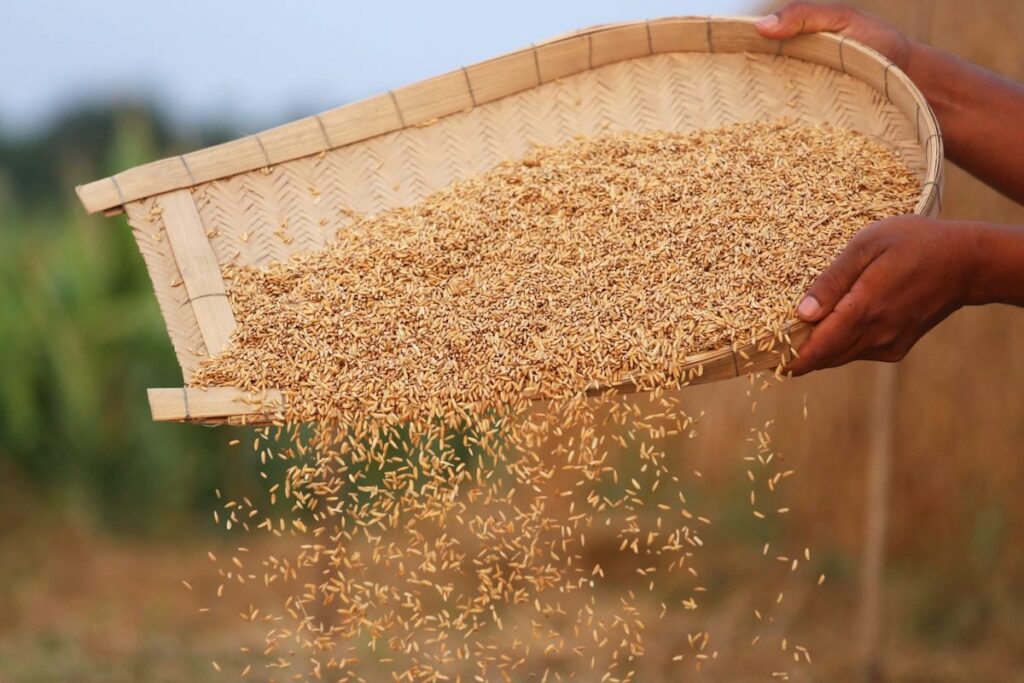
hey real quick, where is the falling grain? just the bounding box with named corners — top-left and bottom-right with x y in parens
top-left (185, 120), bottom-right (917, 681)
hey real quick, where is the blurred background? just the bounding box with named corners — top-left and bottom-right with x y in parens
top-left (1, 1), bottom-right (1023, 681)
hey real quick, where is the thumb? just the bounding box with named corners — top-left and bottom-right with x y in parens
top-left (755, 2), bottom-right (854, 40)
top-left (796, 238), bottom-right (871, 322)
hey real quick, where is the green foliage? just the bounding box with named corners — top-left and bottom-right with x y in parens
top-left (0, 102), bottom-right (257, 534)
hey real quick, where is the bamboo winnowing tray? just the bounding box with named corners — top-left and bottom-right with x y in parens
top-left (76, 17), bottom-right (943, 425)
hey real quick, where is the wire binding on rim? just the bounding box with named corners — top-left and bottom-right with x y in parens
top-left (460, 66), bottom-right (478, 107)
top-left (922, 179), bottom-right (942, 213)
top-left (110, 175), bottom-right (127, 204)
top-left (179, 155), bottom-right (197, 184)
top-left (313, 114), bottom-right (333, 148)
top-left (188, 292), bottom-right (229, 304)
top-left (883, 62), bottom-right (895, 100)
top-left (388, 91), bottom-right (407, 128)
top-left (253, 135), bottom-right (272, 167)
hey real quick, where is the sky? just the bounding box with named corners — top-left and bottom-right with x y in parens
top-left (2, 0), bottom-right (757, 134)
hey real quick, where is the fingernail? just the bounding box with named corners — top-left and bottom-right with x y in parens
top-left (755, 15), bottom-right (779, 30)
top-left (797, 295), bottom-right (820, 320)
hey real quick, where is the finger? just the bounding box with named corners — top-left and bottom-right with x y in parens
top-left (755, 2), bottom-right (854, 39)
top-left (786, 290), bottom-right (868, 375)
top-left (795, 234), bottom-right (875, 323)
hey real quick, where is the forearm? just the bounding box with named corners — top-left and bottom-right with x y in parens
top-left (963, 222), bottom-right (1024, 307)
top-left (905, 42), bottom-right (1024, 204)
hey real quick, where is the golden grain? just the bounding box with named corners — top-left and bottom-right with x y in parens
top-left (192, 120), bottom-right (916, 423)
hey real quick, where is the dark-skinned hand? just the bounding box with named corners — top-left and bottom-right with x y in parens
top-left (754, 2), bottom-right (912, 69)
top-left (756, 3), bottom-right (1024, 374)
top-left (786, 216), bottom-right (979, 375)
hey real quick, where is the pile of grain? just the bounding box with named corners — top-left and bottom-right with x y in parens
top-left (191, 120), bottom-right (918, 423)
top-left (193, 120), bottom-right (919, 681)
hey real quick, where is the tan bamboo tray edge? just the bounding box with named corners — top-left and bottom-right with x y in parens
top-left (76, 17), bottom-right (943, 425)
top-left (145, 321), bottom-right (813, 425)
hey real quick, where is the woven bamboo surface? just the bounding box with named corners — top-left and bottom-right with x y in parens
top-left (79, 17), bottom-right (943, 424)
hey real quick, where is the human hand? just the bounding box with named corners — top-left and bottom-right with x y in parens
top-left (755, 2), bottom-right (914, 72)
top-left (786, 216), bottom-right (979, 375)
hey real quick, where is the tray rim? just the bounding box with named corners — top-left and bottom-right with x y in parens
top-left (76, 17), bottom-right (942, 218)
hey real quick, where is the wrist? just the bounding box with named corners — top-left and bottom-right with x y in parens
top-left (958, 222), bottom-right (987, 307)
top-left (957, 222), bottom-right (1024, 308)
top-left (899, 37), bottom-right (927, 82)
top-left (900, 41), bottom-right (959, 122)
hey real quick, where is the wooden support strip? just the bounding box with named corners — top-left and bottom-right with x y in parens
top-left (147, 318), bottom-right (811, 424)
top-left (391, 71), bottom-right (473, 127)
top-left (708, 18), bottom-right (780, 54)
top-left (465, 49), bottom-right (539, 105)
top-left (148, 387), bottom-right (285, 422)
top-left (158, 189), bottom-right (236, 355)
top-left (649, 17), bottom-right (719, 54)
top-left (589, 23), bottom-right (650, 68)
